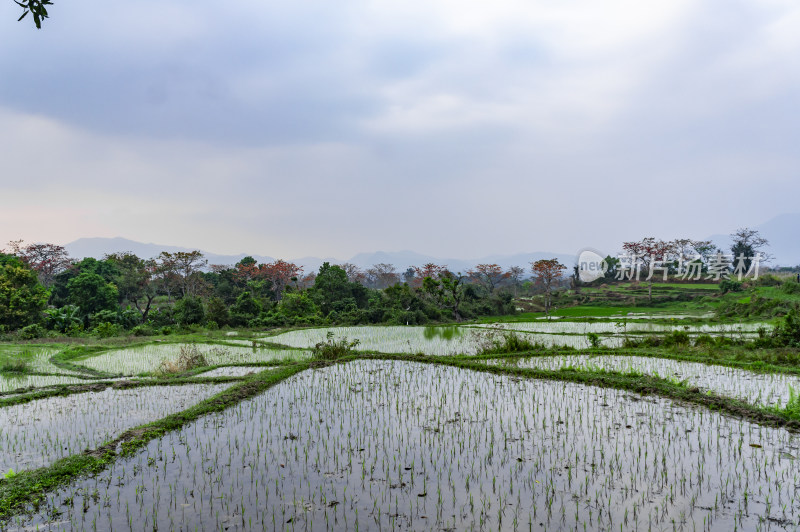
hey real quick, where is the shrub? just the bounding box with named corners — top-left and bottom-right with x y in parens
top-left (93, 321), bottom-right (122, 338)
top-left (89, 309), bottom-right (118, 329)
top-left (772, 309), bottom-right (800, 347)
top-left (65, 322), bottom-right (84, 337)
top-left (719, 280), bottom-right (743, 294)
top-left (130, 324), bottom-right (154, 337)
top-left (755, 275), bottom-right (781, 287)
top-left (782, 281), bottom-right (800, 295)
top-left (663, 330), bottom-right (691, 347)
top-left (18, 323), bottom-right (45, 340)
top-left (693, 334), bottom-right (715, 348)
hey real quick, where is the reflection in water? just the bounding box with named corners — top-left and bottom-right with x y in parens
top-left (423, 326), bottom-right (463, 340)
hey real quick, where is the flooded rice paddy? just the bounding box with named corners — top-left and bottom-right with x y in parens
top-left (74, 344), bottom-right (310, 375)
top-left (486, 355), bottom-right (800, 408)
top-left (268, 322), bottom-right (769, 356)
top-left (0, 383), bottom-right (228, 473)
top-left (0, 375), bottom-right (91, 395)
top-left (268, 325), bottom-right (630, 354)
top-left (9, 360), bottom-right (800, 531)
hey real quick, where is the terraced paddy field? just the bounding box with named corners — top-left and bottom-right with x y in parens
top-left (2, 317), bottom-right (799, 531)
top-left (5, 360), bottom-right (800, 531)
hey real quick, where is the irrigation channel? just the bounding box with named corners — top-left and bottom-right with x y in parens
top-left (1, 318), bottom-right (797, 531)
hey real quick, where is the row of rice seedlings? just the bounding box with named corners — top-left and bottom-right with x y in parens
top-left (13, 360), bottom-right (800, 531)
top-left (485, 355), bottom-right (800, 408)
top-left (0, 384), bottom-right (229, 474)
top-left (75, 344), bottom-right (310, 376)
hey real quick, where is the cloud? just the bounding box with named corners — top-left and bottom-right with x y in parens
top-left (0, 0), bottom-right (799, 260)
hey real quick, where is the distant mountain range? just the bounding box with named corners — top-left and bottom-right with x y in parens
top-left (63, 237), bottom-right (576, 274)
top-left (63, 213), bottom-right (798, 274)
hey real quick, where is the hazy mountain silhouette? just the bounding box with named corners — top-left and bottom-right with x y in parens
top-left (63, 237), bottom-right (575, 273)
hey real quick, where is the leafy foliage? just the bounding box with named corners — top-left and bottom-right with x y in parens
top-left (14, 0), bottom-right (52, 28)
top-left (0, 254), bottom-right (49, 331)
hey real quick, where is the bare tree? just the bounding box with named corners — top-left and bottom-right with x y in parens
top-left (506, 266), bottom-right (525, 297)
top-left (366, 263), bottom-right (399, 289)
top-left (338, 263), bottom-right (366, 285)
top-left (467, 264), bottom-right (509, 294)
top-left (731, 228), bottom-right (772, 271)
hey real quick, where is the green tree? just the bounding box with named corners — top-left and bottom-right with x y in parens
top-left (0, 253), bottom-right (49, 330)
top-left (173, 296), bottom-right (205, 326)
top-left (205, 296), bottom-right (230, 327)
top-left (66, 272), bottom-right (118, 318)
top-left (276, 291), bottom-right (319, 320)
top-left (312, 262), bottom-right (368, 316)
top-left (440, 271), bottom-right (466, 321)
top-left (105, 253), bottom-right (158, 322)
top-left (230, 291), bottom-right (262, 326)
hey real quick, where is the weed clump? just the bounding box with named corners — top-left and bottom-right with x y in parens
top-left (586, 332), bottom-right (602, 348)
top-left (311, 332), bottom-right (360, 364)
top-left (157, 344), bottom-right (209, 375)
top-left (0, 358), bottom-right (29, 374)
top-left (776, 385), bottom-right (800, 420)
top-left (474, 328), bottom-right (542, 355)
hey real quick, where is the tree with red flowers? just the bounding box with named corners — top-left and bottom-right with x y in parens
top-left (621, 237), bottom-right (676, 301)
top-left (531, 259), bottom-right (566, 316)
top-left (262, 260), bottom-right (303, 300)
top-left (6, 240), bottom-right (72, 288)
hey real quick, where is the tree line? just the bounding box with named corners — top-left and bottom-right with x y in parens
top-left (0, 241), bottom-right (568, 338)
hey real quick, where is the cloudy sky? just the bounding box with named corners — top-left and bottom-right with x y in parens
top-left (1, 0), bottom-right (798, 260)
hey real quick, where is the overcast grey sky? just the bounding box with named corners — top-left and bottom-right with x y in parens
top-left (1, 0), bottom-right (798, 259)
